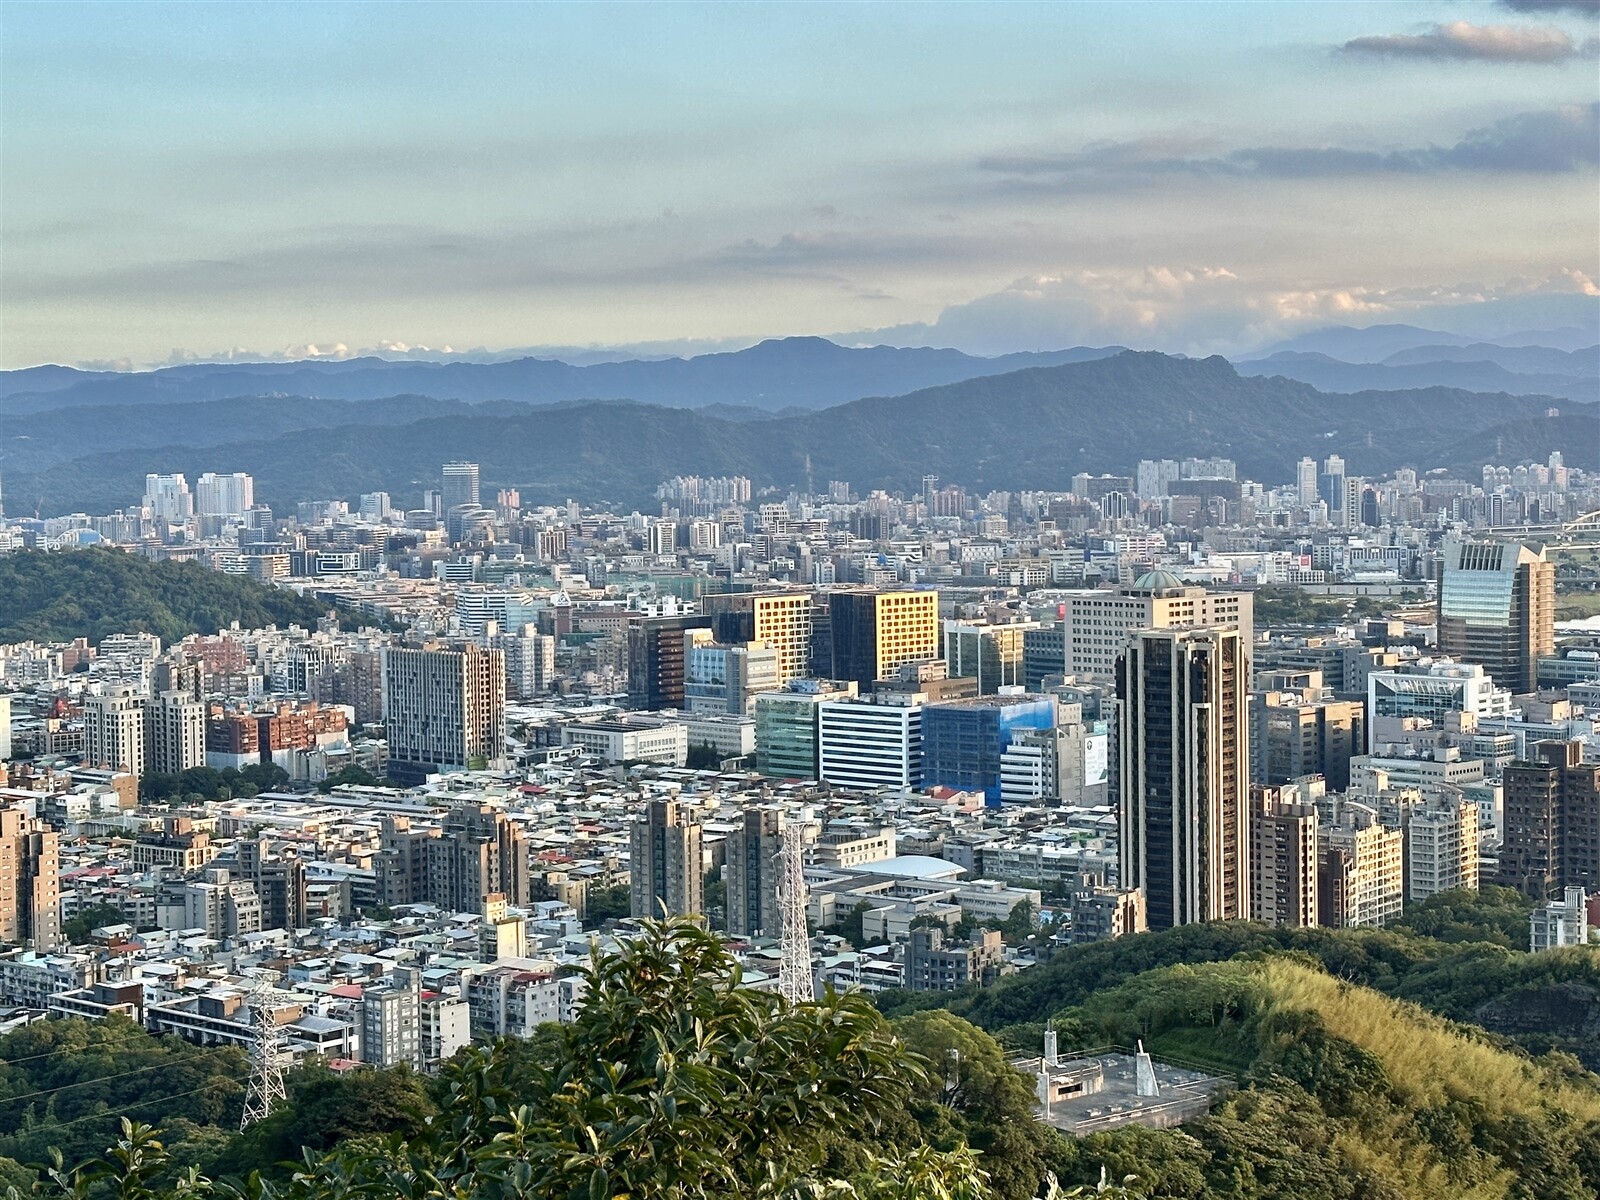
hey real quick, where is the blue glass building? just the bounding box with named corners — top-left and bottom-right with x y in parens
top-left (921, 695), bottom-right (1057, 805)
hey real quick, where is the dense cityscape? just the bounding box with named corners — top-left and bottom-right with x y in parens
top-left (5, 2), bottom-right (1600, 1197)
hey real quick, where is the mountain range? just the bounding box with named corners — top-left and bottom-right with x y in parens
top-left (4, 350), bottom-right (1592, 517)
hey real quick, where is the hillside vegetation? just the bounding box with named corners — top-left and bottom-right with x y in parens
top-left (0, 548), bottom-right (336, 645)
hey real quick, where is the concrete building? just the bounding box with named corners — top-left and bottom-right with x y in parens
top-left (1250, 690), bottom-right (1363, 792)
top-left (703, 591), bottom-right (814, 684)
top-left (1319, 802), bottom-right (1404, 928)
top-left (1249, 785), bottom-right (1318, 928)
top-left (943, 621), bottom-right (1036, 695)
top-left (1367, 661), bottom-right (1514, 748)
top-left (754, 681), bottom-right (856, 779)
top-left (1118, 626), bottom-right (1249, 928)
top-left (146, 690), bottom-right (205, 776)
top-left (1399, 792), bottom-right (1480, 901)
top-left (817, 696), bottom-right (922, 792)
top-left (827, 589), bottom-right (940, 690)
top-left (630, 799), bottom-right (703, 919)
top-left (1499, 740), bottom-right (1600, 900)
top-left (1530, 887), bottom-right (1589, 950)
top-left (561, 720), bottom-right (689, 767)
top-left (441, 461), bottom-right (481, 513)
top-left (923, 694), bottom-right (1058, 804)
top-left (382, 644), bottom-right (506, 783)
top-left (904, 926), bottom-right (1005, 991)
top-left (1437, 537), bottom-right (1554, 695)
top-left (84, 685), bottom-right (147, 777)
top-left (363, 966), bottom-right (423, 1069)
top-left (1060, 571), bottom-right (1253, 683)
top-left (725, 806), bottom-right (785, 939)
top-left (0, 805), bottom-right (60, 948)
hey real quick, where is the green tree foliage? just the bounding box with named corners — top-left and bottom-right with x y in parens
top-left (1393, 886), bottom-right (1534, 948)
top-left (315, 765), bottom-right (380, 793)
top-left (0, 548), bottom-right (338, 645)
top-left (139, 764), bottom-right (290, 805)
top-left (60, 904), bottom-right (129, 944)
top-left (685, 743), bottom-right (722, 770)
top-left (581, 884), bottom-right (632, 930)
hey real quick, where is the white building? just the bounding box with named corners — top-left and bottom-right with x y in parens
top-left (817, 698), bottom-right (922, 792)
top-left (84, 686), bottom-right (147, 777)
top-left (561, 720), bottom-right (688, 767)
top-left (1531, 888), bottom-right (1589, 951)
top-left (146, 690), bottom-right (205, 776)
top-left (195, 472), bottom-right (254, 519)
top-left (1058, 573), bottom-right (1252, 682)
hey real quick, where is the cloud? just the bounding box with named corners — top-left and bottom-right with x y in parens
top-left (1343, 21), bottom-right (1590, 62)
top-left (1501, 0), bottom-right (1599, 16)
top-left (980, 103), bottom-right (1600, 184)
top-left (842, 269), bottom-right (1600, 357)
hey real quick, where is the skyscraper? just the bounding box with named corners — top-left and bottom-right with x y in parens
top-left (441, 461), bottom-right (481, 512)
top-left (85, 685), bottom-right (147, 777)
top-left (725, 806), bottom-right (785, 938)
top-left (1436, 537), bottom-right (1555, 695)
top-left (828, 589), bottom-right (940, 690)
top-left (1296, 457), bottom-right (1318, 507)
top-left (630, 799), bottom-right (703, 918)
top-left (195, 472), bottom-right (254, 518)
top-left (0, 805), bottom-right (60, 948)
top-left (382, 644), bottom-right (506, 784)
top-left (1117, 626), bottom-right (1249, 929)
top-left (146, 690), bottom-right (206, 776)
top-left (1058, 571), bottom-right (1252, 683)
top-left (142, 473), bottom-right (194, 524)
top-left (703, 591), bottom-right (813, 684)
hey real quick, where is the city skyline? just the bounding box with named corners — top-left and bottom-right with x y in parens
top-left (3, 1), bottom-right (1598, 368)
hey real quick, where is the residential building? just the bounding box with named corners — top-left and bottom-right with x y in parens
top-left (0, 805), bottom-right (60, 948)
top-left (1060, 572), bottom-right (1252, 683)
top-left (84, 685), bottom-right (147, 777)
top-left (146, 690), bottom-right (205, 776)
top-left (1530, 887), bottom-right (1590, 950)
top-left (1498, 740), bottom-right (1600, 899)
top-left (382, 644), bottom-right (506, 784)
top-left (1399, 792), bottom-right (1480, 901)
top-left (1118, 626), bottom-right (1249, 928)
top-left (363, 967), bottom-right (423, 1070)
top-left (1250, 690), bottom-right (1363, 792)
top-left (1249, 785), bottom-right (1318, 928)
top-left (725, 806), bottom-right (785, 939)
top-left (630, 799), bottom-right (703, 919)
top-left (1319, 802), bottom-right (1404, 928)
top-left (1436, 537), bottom-right (1554, 695)
top-left (904, 926), bottom-right (1005, 991)
top-left (1069, 889), bottom-right (1146, 944)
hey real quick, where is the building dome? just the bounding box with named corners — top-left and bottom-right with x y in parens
top-left (1132, 568), bottom-right (1186, 592)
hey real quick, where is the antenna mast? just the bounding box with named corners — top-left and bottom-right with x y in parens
top-left (240, 970), bottom-right (288, 1131)
top-left (776, 821), bottom-right (813, 1004)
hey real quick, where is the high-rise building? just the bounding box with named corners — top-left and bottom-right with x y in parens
top-left (441, 462), bottom-right (481, 513)
top-left (1117, 626), bottom-right (1249, 929)
top-left (1249, 785), bottom-right (1318, 928)
top-left (1296, 457), bottom-right (1318, 507)
top-left (1318, 455), bottom-right (1346, 521)
top-left (1319, 801), bottom-right (1404, 928)
top-left (827, 590), bottom-right (940, 691)
top-left (84, 685), bottom-right (147, 777)
top-left (1499, 740), bottom-right (1600, 899)
top-left (753, 682), bottom-right (856, 778)
top-left (1250, 690), bottom-right (1364, 792)
top-left (626, 615), bottom-right (711, 710)
top-left (374, 807), bottom-right (530, 913)
top-left (142, 474), bottom-right (194, 524)
top-left (145, 690), bottom-right (205, 776)
top-left (725, 806), bottom-right (785, 938)
top-left (943, 621), bottom-right (1035, 695)
top-left (382, 644), bottom-right (506, 784)
top-left (817, 695), bottom-right (923, 792)
top-left (703, 592), bottom-right (814, 684)
top-left (1400, 793), bottom-right (1480, 902)
top-left (1059, 572), bottom-right (1252, 683)
top-left (922, 694), bottom-right (1058, 805)
top-left (630, 799), bottom-right (703, 918)
top-left (0, 805), bottom-right (60, 948)
top-left (1437, 538), bottom-right (1555, 695)
top-left (493, 629), bottom-right (556, 700)
top-left (195, 472), bottom-right (254, 518)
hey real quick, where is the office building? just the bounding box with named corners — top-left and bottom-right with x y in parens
top-left (1000, 712), bottom-right (1110, 806)
top-left (84, 685), bottom-right (147, 777)
top-left (943, 621), bottom-right (1035, 695)
top-left (725, 806), bottom-right (785, 939)
top-left (1118, 626), bottom-right (1249, 929)
top-left (1022, 625), bottom-right (1067, 691)
top-left (922, 694), bottom-right (1057, 804)
top-left (382, 644), bottom-right (506, 784)
top-left (441, 461), bottom-right (481, 513)
top-left (145, 690), bottom-right (205, 776)
top-left (627, 615), bottom-right (711, 710)
top-left (1060, 572), bottom-right (1252, 683)
top-left (703, 591), bottom-right (814, 684)
top-left (828, 589), bottom-right (940, 690)
top-left (1249, 785), bottom-right (1318, 928)
top-left (630, 799), bottom-right (704, 919)
top-left (1436, 537), bottom-right (1555, 695)
top-left (684, 637), bottom-right (782, 715)
top-left (0, 806), bottom-right (60, 949)
top-left (1367, 661), bottom-right (1513, 745)
top-left (754, 681), bottom-right (856, 779)
top-left (1499, 740), bottom-right (1600, 899)
top-left (817, 695), bottom-right (922, 792)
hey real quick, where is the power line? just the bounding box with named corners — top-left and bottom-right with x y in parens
top-left (0, 1060), bottom-right (195, 1107)
top-left (19, 1078), bottom-right (238, 1135)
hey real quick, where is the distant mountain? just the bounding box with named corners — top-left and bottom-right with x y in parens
top-left (0, 337), bottom-right (1126, 415)
top-left (1235, 351), bottom-right (1597, 403)
top-left (1380, 342), bottom-right (1598, 375)
top-left (8, 351), bottom-right (1593, 517)
top-left (1256, 324), bottom-right (1478, 363)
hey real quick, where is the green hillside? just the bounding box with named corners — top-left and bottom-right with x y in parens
top-left (0, 547), bottom-right (337, 645)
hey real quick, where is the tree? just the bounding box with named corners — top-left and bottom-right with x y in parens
top-left (686, 742), bottom-right (722, 770)
top-left (582, 883), bottom-right (632, 929)
top-left (316, 765), bottom-right (380, 793)
top-left (61, 904), bottom-right (127, 944)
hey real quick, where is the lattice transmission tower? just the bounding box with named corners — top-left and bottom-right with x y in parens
top-left (776, 821), bottom-right (813, 1005)
top-left (240, 970), bottom-right (289, 1131)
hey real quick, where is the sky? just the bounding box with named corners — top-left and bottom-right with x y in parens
top-left (2, 0), bottom-right (1598, 369)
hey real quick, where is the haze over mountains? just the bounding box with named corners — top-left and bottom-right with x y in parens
top-left (3, 346), bottom-right (1593, 519)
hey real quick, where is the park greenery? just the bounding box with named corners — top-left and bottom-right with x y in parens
top-left (2, 897), bottom-right (1597, 1200)
top-left (0, 549), bottom-right (338, 646)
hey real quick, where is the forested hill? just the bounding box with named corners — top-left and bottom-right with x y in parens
top-left (9, 351), bottom-right (1592, 517)
top-left (0, 548), bottom-right (335, 645)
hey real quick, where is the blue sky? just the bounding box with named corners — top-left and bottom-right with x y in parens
top-left (3, 0), bottom-right (1597, 367)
